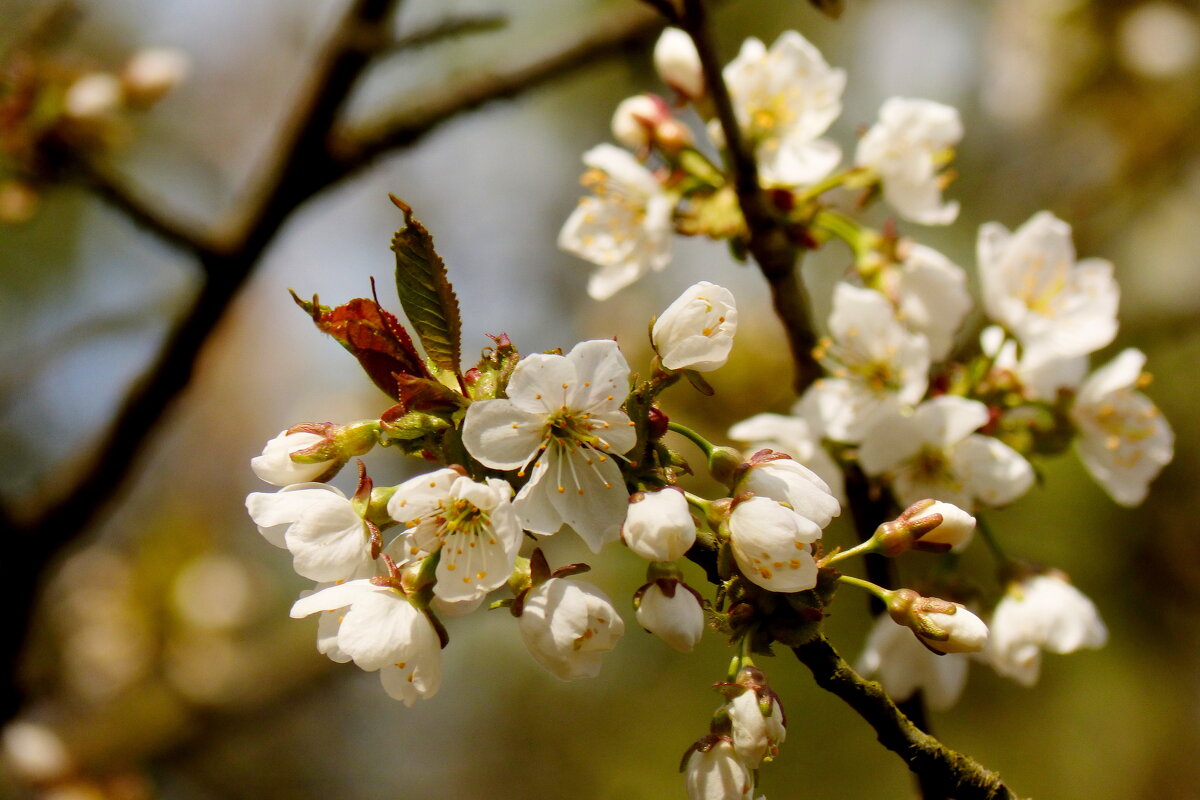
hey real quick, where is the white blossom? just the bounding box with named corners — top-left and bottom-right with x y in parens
top-left (291, 580), bottom-right (442, 705)
top-left (986, 573), bottom-right (1108, 687)
top-left (652, 281), bottom-right (738, 372)
top-left (729, 689), bottom-right (786, 765)
top-left (735, 454), bottom-right (841, 529)
top-left (913, 603), bottom-right (989, 655)
top-left (251, 430), bottom-right (336, 486)
top-left (1070, 348), bottom-right (1174, 506)
top-left (623, 488), bottom-right (697, 562)
top-left (857, 614), bottom-right (968, 711)
top-left (808, 283), bottom-right (930, 442)
top-left (64, 72), bottom-right (122, 119)
top-left (978, 211), bottom-right (1119, 363)
top-left (245, 483), bottom-right (373, 582)
top-left (655, 27), bottom-right (705, 101)
top-left (983, 325), bottom-right (1088, 401)
top-left (635, 580), bottom-right (704, 652)
top-left (518, 578), bottom-right (624, 680)
top-left (720, 31), bottom-right (845, 186)
top-left (856, 98), bottom-right (962, 225)
top-left (462, 339), bottom-right (636, 552)
top-left (728, 410), bottom-right (844, 501)
top-left (684, 739), bottom-right (754, 800)
top-left (387, 468), bottom-right (522, 603)
top-left (728, 496), bottom-right (822, 593)
top-left (907, 500), bottom-right (976, 552)
top-left (559, 144), bottom-right (674, 300)
top-left (858, 395), bottom-right (1035, 511)
top-left (883, 242), bottom-right (973, 361)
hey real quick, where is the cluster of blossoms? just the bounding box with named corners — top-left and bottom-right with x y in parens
top-left (0, 31), bottom-right (187, 223)
top-left (246, 19), bottom-right (1174, 800)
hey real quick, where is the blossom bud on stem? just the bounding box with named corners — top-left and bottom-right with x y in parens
top-left (825, 499), bottom-right (975, 564)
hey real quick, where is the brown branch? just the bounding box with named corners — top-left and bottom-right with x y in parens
top-left (676, 0), bottom-right (820, 395)
top-left (331, 4), bottom-right (664, 175)
top-left (793, 635), bottom-right (1021, 800)
top-left (382, 12), bottom-right (507, 52)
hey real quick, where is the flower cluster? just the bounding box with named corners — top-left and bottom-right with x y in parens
top-left (0, 32), bottom-right (188, 223)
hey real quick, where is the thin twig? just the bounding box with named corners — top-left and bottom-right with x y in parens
top-left (676, 0), bottom-right (820, 394)
top-left (793, 636), bottom-right (1021, 800)
top-left (383, 13), bottom-right (507, 52)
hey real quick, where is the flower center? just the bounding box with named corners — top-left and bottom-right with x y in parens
top-left (545, 407), bottom-right (599, 450)
top-left (438, 497), bottom-right (489, 538)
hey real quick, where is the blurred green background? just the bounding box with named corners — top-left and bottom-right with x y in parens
top-left (1, 0), bottom-right (1199, 797)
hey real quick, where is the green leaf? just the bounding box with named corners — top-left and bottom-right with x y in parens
top-left (389, 195), bottom-right (463, 376)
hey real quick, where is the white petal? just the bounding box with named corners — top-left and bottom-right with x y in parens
top-left (461, 399), bottom-right (545, 470)
top-left (290, 579), bottom-right (375, 618)
top-left (566, 339), bottom-right (632, 413)
top-left (547, 446), bottom-right (630, 552)
top-left (245, 483), bottom-right (345, 548)
top-left (337, 589), bottom-right (422, 671)
top-left (953, 435), bottom-right (1034, 508)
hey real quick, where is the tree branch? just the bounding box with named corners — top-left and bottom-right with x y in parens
top-left (675, 0), bottom-right (820, 395)
top-left (793, 635), bottom-right (1021, 800)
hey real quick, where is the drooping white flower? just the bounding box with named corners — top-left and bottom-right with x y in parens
top-left (245, 483), bottom-right (374, 582)
top-left (728, 409), bottom-right (844, 501)
top-left (807, 283), bottom-right (930, 443)
top-left (559, 144), bottom-right (674, 300)
top-left (720, 31), bottom-right (845, 187)
top-left (387, 468), bottom-right (522, 603)
top-left (978, 211), bottom-right (1119, 363)
top-left (986, 573), bottom-right (1108, 687)
top-left (635, 579), bottom-right (704, 652)
top-left (728, 496), bottom-right (822, 592)
top-left (684, 739), bottom-right (755, 800)
top-left (734, 452), bottom-right (841, 528)
top-left (462, 339), bottom-right (637, 552)
top-left (857, 614), bottom-right (969, 711)
top-left (882, 242), bottom-right (973, 361)
top-left (623, 488), bottom-right (697, 562)
top-left (856, 98), bottom-right (963, 225)
top-left (518, 578), bottom-right (624, 680)
top-left (652, 281), bottom-right (738, 372)
top-left (858, 395), bottom-right (1034, 511)
top-left (64, 72), bottom-right (122, 119)
top-left (729, 688), bottom-right (786, 765)
top-left (291, 579), bottom-right (442, 705)
top-left (655, 27), bottom-right (705, 101)
top-left (1070, 348), bottom-right (1174, 507)
top-left (251, 430), bottom-right (337, 486)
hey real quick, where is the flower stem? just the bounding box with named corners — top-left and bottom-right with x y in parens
top-left (822, 538), bottom-right (877, 567)
top-left (667, 421), bottom-right (715, 458)
top-left (976, 515), bottom-right (1011, 568)
top-left (836, 573), bottom-right (892, 602)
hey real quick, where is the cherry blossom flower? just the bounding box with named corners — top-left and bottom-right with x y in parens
top-left (1070, 348), bottom-right (1174, 506)
top-left (734, 452), bottom-right (841, 528)
top-left (728, 685), bottom-right (786, 765)
top-left (728, 496), bottom-right (822, 593)
top-left (462, 339), bottom-right (637, 552)
top-left (881, 242), bottom-right (973, 361)
top-left (684, 739), bottom-right (754, 800)
top-left (559, 144), bottom-right (675, 300)
top-left (623, 488), bottom-right (697, 562)
top-left (720, 31), bottom-right (845, 187)
top-left (655, 27), bottom-right (705, 101)
top-left (518, 578), bottom-right (625, 680)
top-left (981, 325), bottom-right (1088, 401)
top-left (858, 395), bottom-right (1034, 511)
top-left (986, 573), bottom-right (1108, 687)
top-left (245, 483), bottom-right (374, 582)
top-left (856, 98), bottom-right (963, 225)
top-left (386, 468), bottom-right (522, 603)
top-left (251, 430), bottom-right (337, 486)
top-left (291, 579), bottom-right (442, 705)
top-left (652, 281), bottom-right (739, 372)
top-left (728, 409), bottom-right (844, 501)
top-left (978, 211), bottom-right (1119, 363)
top-left (806, 283), bottom-right (930, 442)
top-left (857, 614), bottom-right (969, 711)
top-left (635, 579), bottom-right (704, 652)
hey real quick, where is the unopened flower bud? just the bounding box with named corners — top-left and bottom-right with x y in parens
top-left (122, 47), bottom-right (189, 105)
top-left (611, 93), bottom-right (670, 151)
top-left (623, 488), bottom-right (696, 561)
top-left (251, 420), bottom-right (378, 486)
top-left (653, 281), bottom-right (738, 372)
top-left (635, 578), bottom-right (704, 652)
top-left (64, 72), bottom-right (123, 120)
top-left (871, 499), bottom-right (975, 556)
top-left (888, 588), bottom-right (988, 655)
top-left (655, 28), bottom-right (705, 102)
top-left (736, 451), bottom-right (840, 528)
top-left (726, 666), bottom-right (785, 765)
top-left (683, 737), bottom-right (754, 800)
top-left (517, 577), bottom-right (624, 680)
